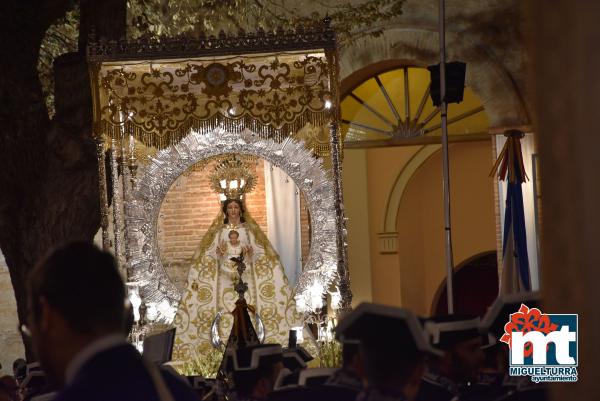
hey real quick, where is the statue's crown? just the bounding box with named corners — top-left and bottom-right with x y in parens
top-left (209, 154), bottom-right (257, 200)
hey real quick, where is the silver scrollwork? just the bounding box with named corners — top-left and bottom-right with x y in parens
top-left (124, 128), bottom-right (339, 323)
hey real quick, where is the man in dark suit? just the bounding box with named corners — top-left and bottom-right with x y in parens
top-left (25, 241), bottom-right (198, 401)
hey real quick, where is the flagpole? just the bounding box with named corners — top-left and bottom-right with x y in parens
top-left (439, 0), bottom-right (455, 314)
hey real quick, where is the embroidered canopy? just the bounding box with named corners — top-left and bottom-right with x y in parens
top-left (88, 25), bottom-right (338, 154)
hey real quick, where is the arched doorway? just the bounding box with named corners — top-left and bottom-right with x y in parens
top-left (431, 251), bottom-right (499, 317)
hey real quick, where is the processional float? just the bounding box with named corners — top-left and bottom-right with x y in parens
top-left (86, 21), bottom-right (352, 355)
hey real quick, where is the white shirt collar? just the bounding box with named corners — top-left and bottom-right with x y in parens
top-left (65, 334), bottom-right (128, 385)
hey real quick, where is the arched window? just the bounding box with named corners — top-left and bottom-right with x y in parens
top-left (341, 66), bottom-right (490, 148)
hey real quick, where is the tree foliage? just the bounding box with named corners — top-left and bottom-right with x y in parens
top-left (37, 0), bottom-right (404, 117)
top-left (38, 6), bottom-right (80, 118)
top-left (128, 0), bottom-right (404, 42)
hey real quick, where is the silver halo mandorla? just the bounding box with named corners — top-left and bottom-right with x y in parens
top-left (124, 128), bottom-right (340, 325)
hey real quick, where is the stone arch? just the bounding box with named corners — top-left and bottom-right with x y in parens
top-left (339, 27), bottom-right (513, 250)
top-left (339, 26), bottom-right (529, 127)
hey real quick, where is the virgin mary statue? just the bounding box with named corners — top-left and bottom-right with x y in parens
top-left (172, 160), bottom-right (303, 362)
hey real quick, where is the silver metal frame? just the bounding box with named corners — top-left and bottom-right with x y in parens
top-left (124, 128), bottom-right (339, 323)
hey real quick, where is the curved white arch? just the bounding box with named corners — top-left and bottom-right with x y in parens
top-left (382, 145), bottom-right (441, 233)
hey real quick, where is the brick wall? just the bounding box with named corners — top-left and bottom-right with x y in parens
top-left (158, 158), bottom-right (311, 292)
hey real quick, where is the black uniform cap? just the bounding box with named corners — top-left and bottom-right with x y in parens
top-left (281, 346), bottom-right (313, 372)
top-left (225, 343), bottom-right (282, 372)
top-left (334, 303), bottom-right (442, 357)
top-left (275, 367), bottom-right (337, 390)
top-left (479, 291), bottom-right (540, 339)
top-left (422, 314), bottom-right (484, 350)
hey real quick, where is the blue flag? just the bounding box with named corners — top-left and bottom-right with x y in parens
top-left (490, 130), bottom-right (531, 293)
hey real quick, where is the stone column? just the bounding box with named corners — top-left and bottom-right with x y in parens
top-left (529, 1), bottom-right (600, 398)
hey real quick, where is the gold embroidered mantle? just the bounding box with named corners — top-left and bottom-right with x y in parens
top-left (172, 213), bottom-right (302, 361)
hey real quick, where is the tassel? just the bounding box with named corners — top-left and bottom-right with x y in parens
top-left (489, 129), bottom-right (529, 183)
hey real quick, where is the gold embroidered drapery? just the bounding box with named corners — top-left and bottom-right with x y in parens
top-left (91, 51), bottom-right (335, 150)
